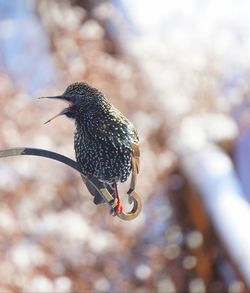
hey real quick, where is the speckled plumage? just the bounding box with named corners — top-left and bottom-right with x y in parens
top-left (44, 82), bottom-right (140, 205)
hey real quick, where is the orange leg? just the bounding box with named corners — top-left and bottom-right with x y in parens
top-left (111, 183), bottom-right (123, 216)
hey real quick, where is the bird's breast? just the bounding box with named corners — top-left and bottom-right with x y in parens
top-left (74, 131), bottom-right (132, 183)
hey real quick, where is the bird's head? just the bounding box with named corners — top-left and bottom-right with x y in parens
top-left (40, 82), bottom-right (106, 124)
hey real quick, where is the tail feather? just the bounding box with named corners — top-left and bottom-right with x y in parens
top-left (81, 175), bottom-right (115, 205)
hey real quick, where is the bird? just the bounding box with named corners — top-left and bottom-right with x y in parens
top-left (41, 82), bottom-right (140, 215)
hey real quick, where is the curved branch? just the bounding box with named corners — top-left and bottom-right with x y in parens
top-left (0, 147), bottom-right (141, 220)
top-left (0, 147), bottom-right (81, 172)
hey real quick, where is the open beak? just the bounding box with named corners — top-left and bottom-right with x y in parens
top-left (39, 95), bottom-right (70, 124)
top-left (38, 95), bottom-right (63, 100)
top-left (43, 108), bottom-right (70, 124)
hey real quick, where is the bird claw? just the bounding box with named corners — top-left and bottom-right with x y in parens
top-left (109, 197), bottom-right (123, 216)
top-left (99, 187), bottom-right (142, 220)
top-left (110, 198), bottom-right (123, 216)
top-left (105, 190), bottom-right (142, 220)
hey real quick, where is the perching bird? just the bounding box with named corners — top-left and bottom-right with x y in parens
top-left (41, 82), bottom-right (140, 215)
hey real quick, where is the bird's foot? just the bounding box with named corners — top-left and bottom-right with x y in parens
top-left (110, 198), bottom-right (123, 216)
top-left (109, 182), bottom-right (123, 216)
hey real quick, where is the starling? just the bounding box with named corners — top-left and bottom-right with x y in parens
top-left (42, 82), bottom-right (140, 214)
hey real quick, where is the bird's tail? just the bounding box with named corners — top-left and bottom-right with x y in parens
top-left (80, 174), bottom-right (115, 205)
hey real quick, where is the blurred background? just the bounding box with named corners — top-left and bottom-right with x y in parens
top-left (0, 0), bottom-right (250, 292)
